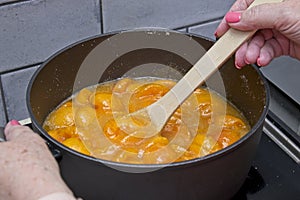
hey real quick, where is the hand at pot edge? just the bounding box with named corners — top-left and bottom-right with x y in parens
top-left (0, 121), bottom-right (78, 200)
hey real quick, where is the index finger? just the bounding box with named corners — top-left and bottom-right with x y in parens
top-left (215, 0), bottom-right (255, 37)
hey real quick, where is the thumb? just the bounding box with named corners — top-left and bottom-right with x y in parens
top-left (225, 2), bottom-right (283, 31)
top-left (4, 120), bottom-right (31, 141)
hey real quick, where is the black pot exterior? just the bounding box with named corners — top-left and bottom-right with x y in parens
top-left (54, 128), bottom-right (261, 200)
top-left (27, 29), bottom-right (269, 200)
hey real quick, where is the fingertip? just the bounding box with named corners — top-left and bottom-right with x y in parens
top-left (257, 57), bottom-right (262, 67)
top-left (5, 120), bottom-right (21, 132)
top-left (257, 57), bottom-right (271, 67)
top-left (214, 31), bottom-right (219, 38)
top-left (235, 43), bottom-right (248, 69)
top-left (225, 12), bottom-right (242, 23)
top-left (10, 119), bottom-right (21, 126)
top-left (4, 120), bottom-right (22, 141)
top-left (215, 18), bottom-right (230, 38)
top-left (244, 59), bottom-right (251, 65)
top-left (5, 120), bottom-right (19, 131)
top-left (235, 60), bottom-right (243, 69)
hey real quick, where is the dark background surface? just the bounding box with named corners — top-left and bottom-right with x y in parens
top-left (233, 133), bottom-right (300, 200)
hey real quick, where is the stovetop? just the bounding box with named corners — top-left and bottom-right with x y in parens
top-left (232, 133), bottom-right (300, 199)
top-left (232, 78), bottom-right (300, 199)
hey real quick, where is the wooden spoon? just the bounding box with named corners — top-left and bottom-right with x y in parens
top-left (114, 0), bottom-right (282, 138)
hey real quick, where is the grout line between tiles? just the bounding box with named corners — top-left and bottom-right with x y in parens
top-left (0, 62), bottom-right (42, 76)
top-left (175, 17), bottom-right (223, 32)
top-left (0, 76), bottom-right (9, 123)
top-left (0, 0), bottom-right (30, 7)
top-left (99, 0), bottom-right (104, 34)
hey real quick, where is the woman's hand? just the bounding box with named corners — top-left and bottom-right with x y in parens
top-left (0, 121), bottom-right (74, 200)
top-left (215, 0), bottom-right (300, 68)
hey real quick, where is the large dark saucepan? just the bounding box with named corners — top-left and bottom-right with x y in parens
top-left (27, 29), bottom-right (269, 200)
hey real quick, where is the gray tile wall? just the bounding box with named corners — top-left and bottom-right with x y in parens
top-left (1, 66), bottom-right (39, 121)
top-left (102, 0), bottom-right (233, 32)
top-left (0, 0), bottom-right (234, 126)
top-left (0, 0), bottom-right (101, 72)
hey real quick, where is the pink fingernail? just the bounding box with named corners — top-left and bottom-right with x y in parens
top-left (257, 57), bottom-right (262, 66)
top-left (10, 120), bottom-right (20, 126)
top-left (235, 61), bottom-right (242, 69)
top-left (225, 12), bottom-right (241, 23)
top-left (245, 59), bottom-right (250, 65)
top-left (214, 31), bottom-right (218, 38)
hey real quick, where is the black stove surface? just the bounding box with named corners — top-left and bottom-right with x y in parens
top-left (232, 133), bottom-right (300, 200)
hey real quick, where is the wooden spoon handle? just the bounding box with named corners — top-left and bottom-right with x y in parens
top-left (147, 0), bottom-right (283, 129)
